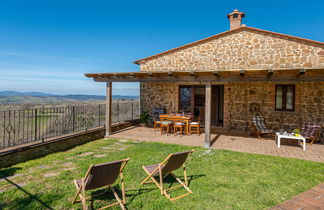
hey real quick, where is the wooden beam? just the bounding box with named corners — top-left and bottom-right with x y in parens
top-left (93, 75), bottom-right (323, 83)
top-left (105, 82), bottom-right (112, 137)
top-left (90, 69), bottom-right (324, 82)
top-left (205, 82), bottom-right (211, 148)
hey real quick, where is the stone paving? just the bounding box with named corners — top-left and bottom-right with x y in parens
top-left (271, 183), bottom-right (324, 210)
top-left (110, 126), bottom-right (324, 162)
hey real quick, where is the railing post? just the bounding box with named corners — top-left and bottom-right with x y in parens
top-left (72, 106), bottom-right (75, 132)
top-left (131, 99), bottom-right (134, 120)
top-left (34, 109), bottom-right (38, 141)
top-left (117, 102), bottom-right (120, 123)
top-left (98, 104), bottom-right (101, 126)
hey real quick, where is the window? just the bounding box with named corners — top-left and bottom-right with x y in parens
top-left (179, 87), bottom-right (192, 111)
top-left (275, 85), bottom-right (295, 111)
top-left (233, 14), bottom-right (239, 19)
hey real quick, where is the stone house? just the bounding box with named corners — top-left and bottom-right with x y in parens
top-left (86, 9), bottom-right (324, 146)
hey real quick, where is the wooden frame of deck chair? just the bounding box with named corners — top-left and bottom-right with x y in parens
top-left (140, 150), bottom-right (194, 201)
top-left (72, 158), bottom-right (129, 210)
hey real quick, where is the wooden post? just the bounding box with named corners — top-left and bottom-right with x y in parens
top-left (105, 82), bottom-right (112, 137)
top-left (205, 82), bottom-right (211, 148)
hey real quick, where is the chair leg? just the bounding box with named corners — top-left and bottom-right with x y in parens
top-left (121, 172), bottom-right (126, 204)
top-left (72, 180), bottom-right (82, 204)
top-left (310, 138), bottom-right (315, 145)
top-left (110, 185), bottom-right (126, 210)
top-left (183, 165), bottom-right (188, 186)
top-left (81, 184), bottom-right (87, 210)
top-left (166, 125), bottom-right (169, 136)
top-left (256, 132), bottom-right (261, 140)
top-left (159, 166), bottom-right (163, 195)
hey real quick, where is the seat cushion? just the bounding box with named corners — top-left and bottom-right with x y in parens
top-left (161, 121), bottom-right (173, 125)
top-left (174, 122), bottom-right (185, 126)
top-left (189, 122), bottom-right (199, 125)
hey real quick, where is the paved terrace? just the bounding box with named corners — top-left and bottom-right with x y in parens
top-left (111, 126), bottom-right (324, 162)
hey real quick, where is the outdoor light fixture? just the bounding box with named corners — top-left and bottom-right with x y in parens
top-left (299, 68), bottom-right (306, 74)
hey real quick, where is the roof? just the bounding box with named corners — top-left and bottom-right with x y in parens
top-left (133, 26), bottom-right (324, 65)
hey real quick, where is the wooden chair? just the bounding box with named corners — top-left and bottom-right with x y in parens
top-left (251, 114), bottom-right (273, 140)
top-left (189, 121), bottom-right (200, 135)
top-left (173, 119), bottom-right (185, 137)
top-left (72, 158), bottom-right (129, 210)
top-left (152, 113), bottom-right (161, 132)
top-left (300, 122), bottom-right (322, 145)
top-left (160, 117), bottom-right (173, 136)
top-left (140, 150), bottom-right (194, 201)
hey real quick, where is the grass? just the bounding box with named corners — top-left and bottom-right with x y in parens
top-left (0, 138), bottom-right (323, 209)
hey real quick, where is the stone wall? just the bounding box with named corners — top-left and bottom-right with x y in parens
top-left (139, 30), bottom-right (324, 71)
top-left (226, 81), bottom-right (324, 131)
top-left (140, 81), bottom-right (323, 133)
top-left (0, 121), bottom-right (139, 168)
top-left (140, 82), bottom-right (179, 113)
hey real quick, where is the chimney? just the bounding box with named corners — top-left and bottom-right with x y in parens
top-left (227, 9), bottom-right (245, 30)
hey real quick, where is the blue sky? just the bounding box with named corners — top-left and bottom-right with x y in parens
top-left (0, 0), bottom-right (323, 95)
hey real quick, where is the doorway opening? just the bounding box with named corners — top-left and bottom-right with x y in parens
top-left (179, 85), bottom-right (224, 127)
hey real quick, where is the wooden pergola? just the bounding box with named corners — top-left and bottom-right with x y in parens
top-left (85, 68), bottom-right (324, 148)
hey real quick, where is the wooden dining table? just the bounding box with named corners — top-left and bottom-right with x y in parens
top-left (159, 114), bottom-right (192, 135)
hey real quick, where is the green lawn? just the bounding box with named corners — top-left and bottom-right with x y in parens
top-left (0, 139), bottom-right (323, 209)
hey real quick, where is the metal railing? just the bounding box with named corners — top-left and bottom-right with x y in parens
top-left (0, 100), bottom-right (139, 150)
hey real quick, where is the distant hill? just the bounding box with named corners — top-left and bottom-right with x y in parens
top-left (0, 91), bottom-right (139, 104)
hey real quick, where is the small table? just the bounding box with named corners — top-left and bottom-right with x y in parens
top-left (275, 132), bottom-right (306, 151)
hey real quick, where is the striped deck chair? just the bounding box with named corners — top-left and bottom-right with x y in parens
top-left (251, 114), bottom-right (273, 140)
top-left (140, 150), bottom-right (194, 201)
top-left (300, 121), bottom-right (321, 145)
top-left (72, 158), bottom-right (129, 210)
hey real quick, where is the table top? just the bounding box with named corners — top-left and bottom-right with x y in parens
top-left (160, 114), bottom-right (191, 120)
top-left (275, 132), bottom-right (306, 140)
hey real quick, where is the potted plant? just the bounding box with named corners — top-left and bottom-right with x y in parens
top-left (139, 111), bottom-right (151, 127)
top-left (293, 129), bottom-right (301, 137)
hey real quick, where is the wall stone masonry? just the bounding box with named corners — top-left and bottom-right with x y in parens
top-left (140, 81), bottom-right (324, 132)
top-left (140, 82), bottom-right (179, 113)
top-left (226, 81), bottom-right (324, 131)
top-left (138, 28), bottom-right (324, 134)
top-left (140, 30), bottom-right (324, 71)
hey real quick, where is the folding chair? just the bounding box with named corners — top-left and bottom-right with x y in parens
top-left (140, 150), bottom-right (194, 201)
top-left (300, 121), bottom-right (322, 145)
top-left (72, 158), bottom-right (129, 210)
top-left (251, 114), bottom-right (273, 140)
